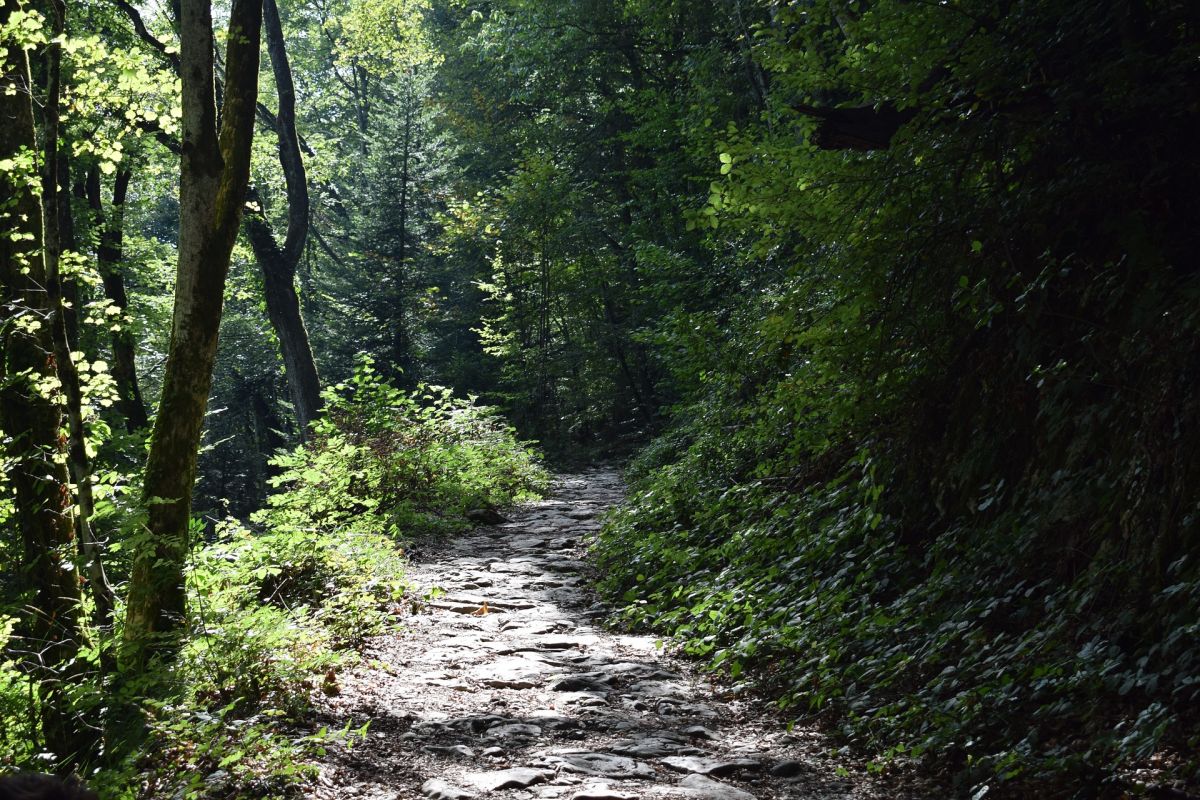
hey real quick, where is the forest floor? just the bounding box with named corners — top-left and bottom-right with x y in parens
top-left (303, 471), bottom-right (937, 800)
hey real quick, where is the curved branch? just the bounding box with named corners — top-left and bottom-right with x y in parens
top-left (263, 0), bottom-right (309, 264)
top-left (108, 0), bottom-right (181, 73)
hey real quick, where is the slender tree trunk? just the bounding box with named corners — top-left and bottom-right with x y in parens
top-left (538, 234), bottom-right (552, 409)
top-left (122, 0), bottom-right (261, 667)
top-left (245, 215), bottom-right (322, 437)
top-left (38, 1), bottom-right (116, 630)
top-left (86, 166), bottom-right (150, 433)
top-left (391, 77), bottom-right (413, 377)
top-left (243, 0), bottom-right (321, 439)
top-left (57, 155), bottom-right (80, 350)
top-left (0, 0), bottom-right (88, 761)
top-left (353, 63), bottom-right (370, 154)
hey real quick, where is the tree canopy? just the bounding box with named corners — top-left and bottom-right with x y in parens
top-left (0, 0), bottom-right (1197, 796)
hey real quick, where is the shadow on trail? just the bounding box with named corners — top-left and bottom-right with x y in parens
top-left (307, 472), bottom-right (929, 800)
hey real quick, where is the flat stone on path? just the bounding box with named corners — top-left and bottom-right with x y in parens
top-left (466, 768), bottom-right (553, 792)
top-left (674, 775), bottom-right (756, 800)
top-left (681, 726), bottom-right (718, 741)
top-left (767, 760), bottom-right (811, 778)
top-left (485, 722), bottom-right (542, 739)
top-left (422, 779), bottom-right (478, 800)
top-left (609, 734), bottom-right (700, 759)
top-left (552, 752), bottom-right (655, 779)
top-left (424, 744), bottom-right (477, 759)
top-left (660, 756), bottom-right (761, 777)
top-left (571, 786), bottom-right (639, 800)
top-left (523, 634), bottom-right (601, 651)
top-left (472, 656), bottom-right (554, 689)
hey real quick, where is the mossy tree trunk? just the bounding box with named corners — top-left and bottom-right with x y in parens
top-left (122, 0), bottom-right (262, 667)
top-left (0, 0), bottom-right (88, 761)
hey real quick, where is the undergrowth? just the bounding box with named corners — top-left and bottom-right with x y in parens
top-left (593, 2), bottom-right (1200, 791)
top-left (596, 308), bottom-right (1200, 797)
top-left (90, 362), bottom-right (547, 798)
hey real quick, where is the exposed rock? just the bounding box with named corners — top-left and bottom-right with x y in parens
top-left (681, 726), bottom-right (718, 741)
top-left (767, 760), bottom-right (811, 778)
top-left (609, 733), bottom-right (700, 759)
top-left (306, 473), bottom-right (904, 800)
top-left (674, 775), bottom-right (756, 800)
top-left (485, 722), bottom-right (542, 739)
top-left (627, 680), bottom-right (688, 699)
top-left (571, 786), bottom-right (639, 800)
top-left (467, 507), bottom-right (508, 525)
top-left (660, 756), bottom-right (761, 777)
top-left (421, 779), bottom-right (478, 800)
top-left (454, 715), bottom-right (513, 734)
top-left (428, 601), bottom-right (502, 615)
top-left (654, 702), bottom-right (719, 719)
top-left (423, 744), bottom-right (477, 759)
top-left (551, 672), bottom-right (618, 692)
top-left (501, 619), bottom-right (574, 635)
top-left (554, 752), bottom-right (656, 779)
top-left (472, 656), bottom-right (552, 689)
top-left (446, 596), bottom-right (538, 611)
top-left (526, 710), bottom-right (580, 730)
top-left (524, 635), bottom-right (601, 651)
top-left (466, 768), bottom-right (553, 792)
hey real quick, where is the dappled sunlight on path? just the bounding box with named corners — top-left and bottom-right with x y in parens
top-left (306, 472), bottom-right (929, 800)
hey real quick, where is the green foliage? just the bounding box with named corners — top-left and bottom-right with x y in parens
top-left (109, 360), bottom-right (545, 795)
top-left (427, 0), bottom-right (756, 449)
top-left (0, 616), bottom-right (36, 767)
top-left (3, 0), bottom-right (1196, 794)
top-left (133, 702), bottom-right (336, 800)
top-left (257, 357), bottom-right (548, 540)
top-left (594, 0), bottom-right (1200, 793)
top-left (77, 360), bottom-right (544, 795)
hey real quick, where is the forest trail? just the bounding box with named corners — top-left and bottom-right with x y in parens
top-left (306, 471), bottom-right (927, 800)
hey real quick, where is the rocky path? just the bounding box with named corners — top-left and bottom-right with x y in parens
top-left (308, 472), bottom-right (928, 800)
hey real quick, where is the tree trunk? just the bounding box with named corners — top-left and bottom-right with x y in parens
top-left (0, 0), bottom-right (88, 761)
top-left (390, 76), bottom-right (413, 378)
top-left (122, 0), bottom-right (261, 667)
top-left (243, 0), bottom-right (322, 439)
top-left (244, 214), bottom-right (322, 437)
top-left (38, 0), bottom-right (116, 630)
top-left (57, 155), bottom-right (80, 350)
top-left (87, 166), bottom-right (150, 433)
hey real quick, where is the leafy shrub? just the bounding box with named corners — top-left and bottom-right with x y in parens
top-left (0, 616), bottom-right (36, 767)
top-left (113, 361), bottom-right (547, 796)
top-left (256, 357), bottom-right (549, 541)
top-left (135, 702), bottom-right (343, 800)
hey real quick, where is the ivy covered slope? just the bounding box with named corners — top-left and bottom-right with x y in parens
top-left (594, 0), bottom-right (1200, 794)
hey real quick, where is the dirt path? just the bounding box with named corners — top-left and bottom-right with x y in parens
top-left (308, 471), bottom-right (929, 800)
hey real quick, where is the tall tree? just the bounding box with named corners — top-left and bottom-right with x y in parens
top-left (38, 0), bottom-right (116, 629)
top-left (244, 0), bottom-right (322, 438)
top-left (122, 0), bottom-right (262, 664)
top-left (0, 0), bottom-right (89, 759)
